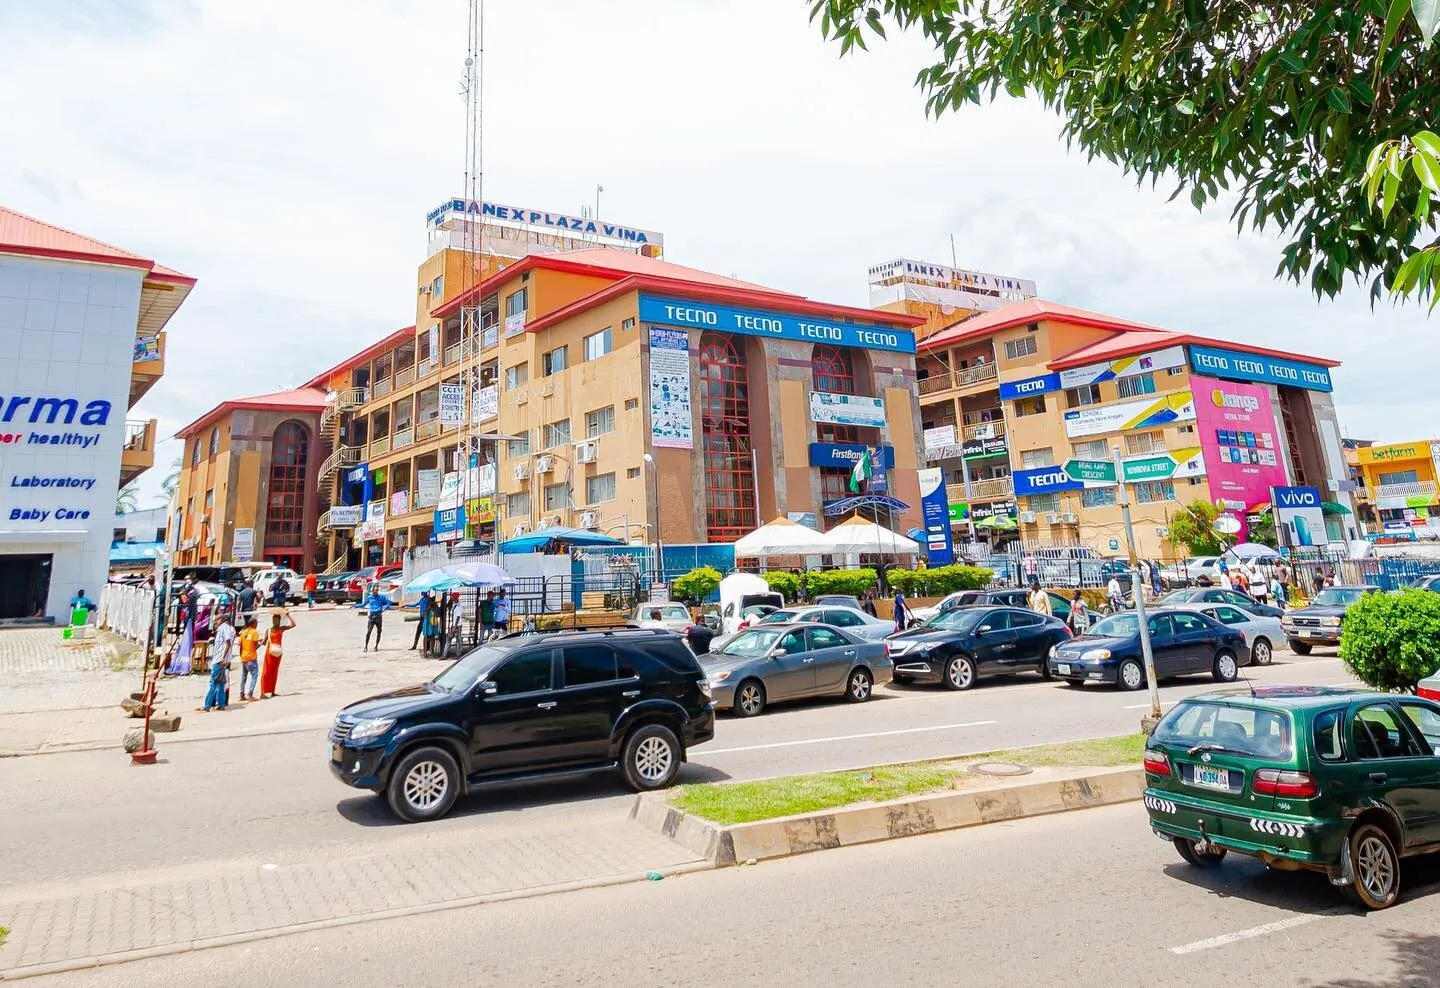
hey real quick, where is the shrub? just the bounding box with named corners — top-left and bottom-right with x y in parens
top-left (1170, 500), bottom-right (1224, 556)
top-left (1338, 590), bottom-right (1440, 693)
top-left (763, 571), bottom-right (802, 602)
top-left (805, 568), bottom-right (878, 598)
top-left (671, 566), bottom-right (723, 605)
top-left (887, 565), bottom-right (994, 597)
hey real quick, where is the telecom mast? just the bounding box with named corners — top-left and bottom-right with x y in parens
top-left (456, 0), bottom-right (485, 523)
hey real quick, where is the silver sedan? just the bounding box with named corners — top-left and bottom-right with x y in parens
top-left (1178, 603), bottom-right (1285, 665)
top-left (701, 623), bottom-right (894, 717)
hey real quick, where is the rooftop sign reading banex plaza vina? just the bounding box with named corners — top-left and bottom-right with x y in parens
top-left (638, 295), bottom-right (917, 354)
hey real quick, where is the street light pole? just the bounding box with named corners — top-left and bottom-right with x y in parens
top-left (643, 453), bottom-right (664, 591)
top-left (1113, 445), bottom-right (1161, 732)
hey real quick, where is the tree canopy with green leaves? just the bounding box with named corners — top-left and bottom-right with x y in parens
top-left (811, 0), bottom-right (1440, 301)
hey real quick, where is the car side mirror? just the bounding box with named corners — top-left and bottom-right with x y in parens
top-left (976, 625), bottom-right (992, 635)
top-left (477, 680), bottom-right (498, 696)
top-left (772, 649), bottom-right (787, 657)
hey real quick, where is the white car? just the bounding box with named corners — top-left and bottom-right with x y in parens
top-left (253, 568), bottom-right (302, 603)
top-left (1160, 556), bottom-right (1223, 588)
top-left (631, 602), bottom-right (694, 633)
top-left (748, 605), bottom-right (896, 642)
top-left (908, 590), bottom-right (991, 625)
top-left (1179, 602), bottom-right (1285, 666)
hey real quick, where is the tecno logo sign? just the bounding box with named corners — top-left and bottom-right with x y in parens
top-left (1210, 388), bottom-right (1259, 413)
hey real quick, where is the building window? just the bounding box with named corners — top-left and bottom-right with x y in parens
top-left (505, 288), bottom-right (527, 319)
top-left (543, 420), bottom-right (571, 449)
top-left (204, 489), bottom-right (214, 512)
top-left (1014, 395), bottom-right (1046, 416)
top-left (1026, 493), bottom-right (1060, 513)
top-left (585, 406), bottom-right (615, 438)
top-left (1177, 424), bottom-right (1195, 435)
top-left (432, 275), bottom-right (443, 300)
top-left (1167, 366), bottom-right (1184, 376)
top-left (1133, 480), bottom-right (1176, 503)
top-left (622, 317), bottom-right (636, 331)
top-left (208, 428), bottom-right (220, 458)
top-left (543, 481), bottom-right (570, 512)
top-left (267, 421), bottom-right (310, 548)
top-left (584, 328), bottom-right (613, 361)
top-left (1072, 439), bottom-right (1108, 460)
top-left (542, 346), bottom-right (568, 376)
top-left (1117, 373), bottom-right (1157, 399)
top-left (627, 467), bottom-right (641, 479)
top-left (1379, 469), bottom-right (1420, 485)
top-left (1020, 448), bottom-right (1055, 469)
top-left (507, 431), bottom-right (531, 457)
top-left (1065, 384), bottom-right (1101, 408)
top-left (699, 332), bottom-right (757, 542)
top-left (505, 492), bottom-right (530, 519)
top-left (191, 440), bottom-right (200, 467)
top-left (586, 473), bottom-right (616, 504)
top-left (624, 397), bottom-right (639, 411)
top-left (1124, 431), bottom-right (1166, 455)
top-left (1081, 487), bottom-right (1117, 508)
top-left (505, 363), bottom-right (528, 390)
top-left (1003, 336), bottom-right (1038, 360)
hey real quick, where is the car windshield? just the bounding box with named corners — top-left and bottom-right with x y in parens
top-left (1090, 613), bottom-right (1139, 638)
top-left (720, 629), bottom-right (783, 658)
top-left (756, 610), bottom-right (798, 624)
top-left (741, 604), bottom-right (778, 618)
top-left (928, 609), bottom-right (986, 632)
top-left (431, 644), bottom-right (517, 693)
top-left (1154, 701), bottom-right (1295, 760)
top-left (1157, 590), bottom-right (1198, 603)
top-left (1313, 588), bottom-right (1367, 607)
top-left (638, 605), bottom-right (690, 621)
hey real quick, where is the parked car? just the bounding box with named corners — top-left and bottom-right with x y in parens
top-left (1405, 574), bottom-right (1440, 593)
top-left (631, 602), bottom-right (694, 633)
top-left (1047, 608), bottom-right (1248, 690)
top-left (747, 604), bottom-right (895, 642)
top-left (813, 595), bottom-right (864, 611)
top-left (1181, 602), bottom-right (1284, 666)
top-left (329, 628), bottom-right (715, 822)
top-left (253, 568), bottom-right (303, 603)
top-left (908, 590), bottom-right (992, 625)
top-left (1153, 587), bottom-right (1285, 619)
top-left (719, 573), bottom-right (784, 634)
top-left (345, 567), bottom-right (379, 602)
top-left (702, 623), bottom-right (893, 717)
top-left (1160, 556), bottom-right (1223, 588)
top-left (1280, 585), bottom-right (1381, 655)
top-left (314, 572), bottom-right (354, 603)
top-left (888, 605), bottom-right (1071, 690)
top-left (929, 588), bottom-right (1097, 628)
top-left (1143, 687), bottom-right (1440, 909)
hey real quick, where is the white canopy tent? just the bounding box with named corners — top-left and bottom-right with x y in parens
top-left (732, 516), bottom-right (835, 559)
top-left (823, 516), bottom-right (921, 556)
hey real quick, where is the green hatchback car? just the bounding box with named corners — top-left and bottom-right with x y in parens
top-left (1144, 686), bottom-right (1440, 909)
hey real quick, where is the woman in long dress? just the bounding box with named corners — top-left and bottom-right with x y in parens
top-left (257, 611), bottom-right (296, 699)
top-left (166, 607), bottom-right (195, 676)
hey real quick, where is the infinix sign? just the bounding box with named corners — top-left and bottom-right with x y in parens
top-left (0, 395), bottom-right (112, 425)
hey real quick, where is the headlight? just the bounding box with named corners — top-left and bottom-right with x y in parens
top-left (1320, 616), bottom-right (1341, 627)
top-left (1048, 645), bottom-right (1058, 659)
top-left (1081, 648), bottom-right (1112, 661)
top-left (709, 670), bottom-right (732, 683)
top-left (699, 680), bottom-right (713, 699)
top-left (913, 641), bottom-right (942, 652)
top-left (348, 718), bottom-right (395, 742)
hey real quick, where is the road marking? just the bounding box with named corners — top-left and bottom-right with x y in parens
top-left (1167, 908), bottom-right (1346, 954)
top-left (702, 720), bottom-right (999, 756)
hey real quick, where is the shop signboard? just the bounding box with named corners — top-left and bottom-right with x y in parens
top-left (923, 425), bottom-right (957, 452)
top-left (414, 469), bottom-right (442, 509)
top-left (390, 490), bottom-right (410, 517)
top-left (1064, 391), bottom-right (1197, 438)
top-left (970, 500), bottom-right (1016, 521)
top-left (786, 511), bottom-right (819, 529)
top-left (437, 471), bottom-right (461, 510)
top-left (133, 335), bottom-right (160, 362)
top-left (439, 384), bottom-right (464, 425)
top-left (947, 502), bottom-right (970, 523)
top-left (809, 391), bottom-right (887, 428)
top-left (1272, 485), bottom-right (1326, 548)
top-left (345, 463), bottom-right (368, 485)
top-left (504, 311), bottom-right (526, 337)
top-left (232, 528), bottom-right (254, 562)
top-left (639, 294), bottom-right (916, 354)
top-left (963, 433), bottom-right (1008, 460)
top-left (426, 198), bottom-right (664, 249)
top-left (1192, 374), bottom-right (1288, 541)
top-left (918, 468), bottom-right (955, 565)
top-left (357, 500), bottom-right (386, 543)
top-left (470, 383), bottom-right (497, 424)
top-left (1058, 345), bottom-right (1187, 388)
top-left (434, 506), bottom-right (467, 542)
top-left (327, 505), bottom-right (362, 527)
top-left (1355, 441), bottom-right (1429, 465)
top-left (467, 497), bottom-right (496, 524)
top-left (809, 443), bottom-right (895, 469)
top-left (1187, 344), bottom-right (1333, 392)
top-left (998, 372), bottom-right (1062, 401)
top-left (648, 327), bottom-right (693, 449)
top-left (1012, 466), bottom-right (1084, 496)
top-left (477, 461), bottom-right (497, 496)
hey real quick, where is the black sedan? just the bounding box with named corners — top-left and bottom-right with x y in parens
top-left (314, 572), bottom-right (355, 603)
top-left (887, 605), bottom-right (1072, 690)
top-left (1047, 608), bottom-right (1249, 690)
top-left (1152, 587), bottom-right (1284, 619)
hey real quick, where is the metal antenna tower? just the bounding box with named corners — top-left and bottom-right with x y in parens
top-left (457, 0), bottom-right (485, 515)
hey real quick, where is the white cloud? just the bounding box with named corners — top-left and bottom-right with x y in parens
top-left (0, 0), bottom-right (1427, 507)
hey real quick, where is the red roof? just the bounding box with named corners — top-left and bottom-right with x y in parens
top-left (0, 205), bottom-right (195, 284)
top-left (302, 326), bottom-right (416, 390)
top-left (174, 387), bottom-right (328, 440)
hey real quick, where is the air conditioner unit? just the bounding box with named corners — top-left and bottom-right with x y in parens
top-left (580, 510), bottom-right (599, 529)
top-left (513, 462), bottom-right (530, 481)
top-left (1156, 526), bottom-right (1170, 537)
top-left (536, 455), bottom-right (555, 473)
top-left (1061, 512), bottom-right (1078, 524)
top-left (1019, 510), bottom-right (1037, 523)
top-left (513, 523), bottom-right (529, 536)
top-left (513, 392), bottom-right (528, 405)
top-left (1046, 512), bottom-right (1062, 525)
top-left (575, 441), bottom-right (598, 464)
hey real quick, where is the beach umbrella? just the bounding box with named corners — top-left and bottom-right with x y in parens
top-left (443, 560), bottom-right (516, 587)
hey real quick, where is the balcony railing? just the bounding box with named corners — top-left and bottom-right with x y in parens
top-left (1376, 480), bottom-right (1437, 500)
top-left (956, 362), bottom-right (998, 388)
top-left (320, 387), bottom-right (369, 434)
top-left (917, 372), bottom-right (954, 396)
top-left (417, 357), bottom-right (439, 380)
top-left (416, 419), bottom-right (440, 441)
top-left (394, 366), bottom-right (416, 389)
top-left (369, 436), bottom-right (391, 458)
top-left (374, 378), bottom-right (392, 399)
top-left (946, 476), bottom-right (1014, 504)
top-left (392, 427), bottom-right (415, 450)
top-left (963, 420), bottom-right (1006, 440)
top-left (444, 342), bottom-right (462, 366)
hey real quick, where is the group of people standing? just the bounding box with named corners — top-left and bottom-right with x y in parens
top-left (200, 609), bottom-right (294, 711)
top-left (403, 588), bottom-right (512, 657)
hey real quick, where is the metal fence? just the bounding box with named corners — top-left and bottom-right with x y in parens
top-left (1289, 554), bottom-right (1440, 594)
top-left (98, 583), bottom-right (156, 644)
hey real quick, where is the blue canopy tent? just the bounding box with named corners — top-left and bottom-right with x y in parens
top-left (498, 526), bottom-right (624, 553)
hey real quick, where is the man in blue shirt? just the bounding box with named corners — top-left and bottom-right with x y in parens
top-left (491, 590), bottom-right (511, 640)
top-left (410, 591), bottom-right (433, 650)
top-left (358, 587), bottom-right (391, 652)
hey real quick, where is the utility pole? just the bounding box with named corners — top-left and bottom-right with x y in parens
top-left (1114, 445), bottom-right (1161, 732)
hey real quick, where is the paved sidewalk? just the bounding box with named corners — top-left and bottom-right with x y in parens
top-left (0, 818), bottom-right (702, 977)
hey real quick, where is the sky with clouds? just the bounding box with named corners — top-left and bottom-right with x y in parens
top-left (0, 0), bottom-right (1431, 508)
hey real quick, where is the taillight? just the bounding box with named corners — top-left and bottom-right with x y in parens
top-left (883, 642), bottom-right (891, 657)
top-left (1252, 769), bottom-right (1317, 798)
top-left (1419, 683), bottom-right (1440, 702)
top-left (1143, 750), bottom-right (1171, 777)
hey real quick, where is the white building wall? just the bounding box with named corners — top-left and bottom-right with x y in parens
top-left (0, 255), bottom-right (144, 617)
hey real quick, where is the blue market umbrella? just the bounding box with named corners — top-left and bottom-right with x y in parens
top-left (443, 561), bottom-right (516, 588)
top-left (404, 569), bottom-right (467, 593)
top-left (499, 526), bottom-right (624, 553)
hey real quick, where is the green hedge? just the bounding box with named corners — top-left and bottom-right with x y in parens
top-left (762, 569), bottom-right (879, 602)
top-left (887, 565), bottom-right (994, 597)
top-left (763, 571), bottom-right (802, 601)
top-left (672, 566), bottom-right (723, 605)
top-left (1339, 589), bottom-right (1440, 693)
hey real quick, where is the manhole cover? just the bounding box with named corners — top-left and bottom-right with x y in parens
top-left (970, 761), bottom-right (1032, 777)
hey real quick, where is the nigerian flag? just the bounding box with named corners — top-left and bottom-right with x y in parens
top-left (848, 448), bottom-right (874, 492)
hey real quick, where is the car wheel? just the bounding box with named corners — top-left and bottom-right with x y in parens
top-left (1212, 650), bottom-right (1239, 683)
top-left (385, 746), bottom-right (461, 823)
top-left (734, 679), bottom-right (766, 717)
top-left (1251, 637), bottom-right (1273, 666)
top-left (1290, 640), bottom-right (1312, 656)
top-left (844, 667), bottom-right (873, 702)
top-left (1173, 837), bottom-right (1227, 867)
top-left (621, 724), bottom-right (682, 792)
top-left (943, 654), bottom-right (977, 691)
top-left (1037, 656), bottom-right (1053, 680)
top-left (1118, 659), bottom-right (1145, 691)
top-left (1344, 823), bottom-right (1401, 910)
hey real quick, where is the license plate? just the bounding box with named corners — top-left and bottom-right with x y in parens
top-left (1192, 766), bottom-right (1230, 791)
top-left (1057, 663), bottom-right (1072, 675)
top-left (331, 743), bottom-right (343, 763)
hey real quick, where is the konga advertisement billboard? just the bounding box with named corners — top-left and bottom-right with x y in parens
top-left (1191, 374), bottom-right (1289, 539)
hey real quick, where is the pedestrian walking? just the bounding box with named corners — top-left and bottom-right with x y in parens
top-left (270, 574), bottom-right (290, 609)
top-left (1271, 572), bottom-right (1288, 609)
top-left (258, 610), bottom-right (295, 699)
top-left (422, 599), bottom-right (442, 656)
top-left (861, 589), bottom-right (878, 618)
top-left (238, 616), bottom-right (261, 700)
top-left (1106, 575), bottom-right (1125, 614)
top-left (492, 589), bottom-right (511, 639)
top-left (411, 591), bottom-right (433, 650)
top-left (237, 581), bottom-right (257, 622)
top-left (892, 589), bottom-right (909, 633)
top-left (359, 585), bottom-right (390, 651)
top-left (1148, 559), bottom-right (1163, 594)
top-left (303, 570), bottom-right (318, 609)
top-left (202, 613), bottom-right (235, 712)
top-left (1067, 589), bottom-right (1091, 635)
top-left (1028, 580), bottom-right (1052, 616)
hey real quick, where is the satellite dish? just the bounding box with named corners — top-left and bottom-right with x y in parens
top-left (1214, 514), bottom-right (1242, 535)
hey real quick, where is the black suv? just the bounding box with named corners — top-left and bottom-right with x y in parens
top-left (329, 628), bottom-right (716, 822)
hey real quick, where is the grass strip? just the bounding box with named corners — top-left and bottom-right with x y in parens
top-left (672, 733), bottom-right (1145, 825)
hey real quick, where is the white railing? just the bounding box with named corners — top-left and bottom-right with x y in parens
top-left (370, 436), bottom-right (391, 457)
top-left (98, 583), bottom-right (156, 644)
top-left (1376, 480), bottom-right (1437, 499)
top-left (373, 377), bottom-right (392, 398)
top-left (395, 366), bottom-right (416, 388)
top-left (392, 427), bottom-right (415, 450)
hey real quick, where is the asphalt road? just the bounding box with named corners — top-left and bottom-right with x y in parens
top-left (40, 802), bottom-right (1440, 987)
top-left (0, 651), bottom-right (1360, 890)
